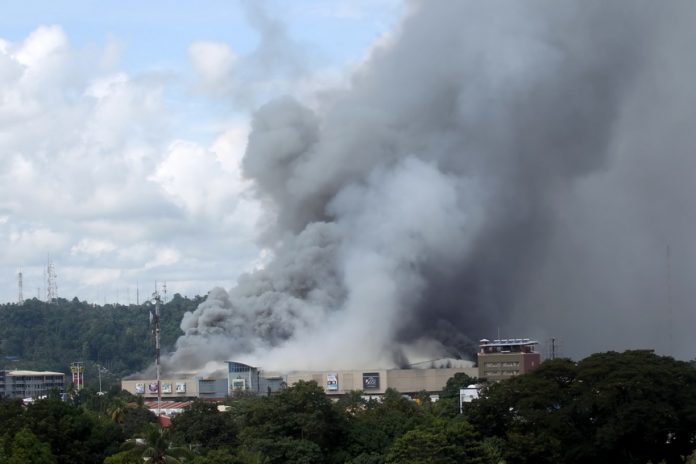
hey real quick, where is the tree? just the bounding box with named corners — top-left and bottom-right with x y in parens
top-left (234, 380), bottom-right (348, 463)
top-left (22, 396), bottom-right (123, 463)
top-left (385, 417), bottom-right (486, 464)
top-left (119, 424), bottom-right (193, 464)
top-left (435, 372), bottom-right (478, 417)
top-left (344, 388), bottom-right (427, 459)
top-left (3, 428), bottom-right (57, 464)
top-left (468, 351), bottom-right (696, 464)
top-left (170, 399), bottom-right (237, 450)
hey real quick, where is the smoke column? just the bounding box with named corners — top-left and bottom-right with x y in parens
top-left (167, 0), bottom-right (696, 372)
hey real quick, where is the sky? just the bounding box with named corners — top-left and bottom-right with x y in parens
top-left (4, 1), bottom-right (696, 366)
top-left (0, 0), bottom-right (404, 304)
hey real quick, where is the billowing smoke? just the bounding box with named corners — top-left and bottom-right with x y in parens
top-left (166, 0), bottom-right (696, 372)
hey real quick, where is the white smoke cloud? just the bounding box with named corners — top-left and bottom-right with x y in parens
top-left (167, 0), bottom-right (696, 372)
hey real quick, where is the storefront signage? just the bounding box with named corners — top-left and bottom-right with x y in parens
top-left (327, 373), bottom-right (338, 391)
top-left (362, 372), bottom-right (380, 390)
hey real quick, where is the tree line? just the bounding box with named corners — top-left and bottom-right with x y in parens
top-left (0, 294), bottom-right (203, 382)
top-left (3, 350), bottom-right (696, 463)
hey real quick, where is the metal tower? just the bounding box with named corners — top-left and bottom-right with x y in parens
top-left (46, 256), bottom-right (58, 302)
top-left (70, 362), bottom-right (84, 391)
top-left (17, 269), bottom-right (24, 304)
top-left (150, 290), bottom-right (162, 417)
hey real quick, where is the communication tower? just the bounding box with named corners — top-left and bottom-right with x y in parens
top-left (70, 362), bottom-right (84, 391)
top-left (17, 269), bottom-right (24, 304)
top-left (46, 256), bottom-right (58, 302)
top-left (150, 290), bottom-right (162, 417)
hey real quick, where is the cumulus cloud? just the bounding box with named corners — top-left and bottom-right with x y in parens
top-left (0, 25), bottom-right (261, 303)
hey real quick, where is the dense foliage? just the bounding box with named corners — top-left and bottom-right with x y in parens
top-left (467, 350), bottom-right (696, 464)
top-left (0, 294), bottom-right (203, 382)
top-left (3, 348), bottom-right (696, 463)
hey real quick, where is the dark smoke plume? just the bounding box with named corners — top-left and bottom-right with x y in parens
top-left (166, 0), bottom-right (696, 372)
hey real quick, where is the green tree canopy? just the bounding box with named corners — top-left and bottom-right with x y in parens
top-left (170, 399), bottom-right (238, 449)
top-left (468, 350), bottom-right (696, 464)
top-left (386, 417), bottom-right (487, 464)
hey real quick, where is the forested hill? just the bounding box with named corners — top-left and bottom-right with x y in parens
top-left (0, 294), bottom-right (204, 382)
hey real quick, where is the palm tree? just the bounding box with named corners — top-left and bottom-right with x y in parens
top-left (121, 424), bottom-right (193, 463)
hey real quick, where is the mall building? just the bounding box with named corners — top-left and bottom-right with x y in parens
top-left (121, 359), bottom-right (478, 400)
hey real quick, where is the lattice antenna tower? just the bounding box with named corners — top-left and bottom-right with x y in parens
top-left (17, 268), bottom-right (24, 305)
top-left (46, 255), bottom-right (58, 302)
top-left (162, 281), bottom-right (167, 304)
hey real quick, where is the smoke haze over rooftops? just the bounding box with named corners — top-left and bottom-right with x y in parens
top-left (165, 0), bottom-right (696, 372)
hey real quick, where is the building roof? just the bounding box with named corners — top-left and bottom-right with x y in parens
top-left (479, 338), bottom-right (538, 347)
top-left (144, 400), bottom-right (192, 410)
top-left (7, 370), bottom-right (64, 376)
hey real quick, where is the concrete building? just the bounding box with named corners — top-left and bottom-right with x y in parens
top-left (287, 365), bottom-right (478, 397)
top-left (0, 370), bottom-right (65, 399)
top-left (228, 361), bottom-right (285, 395)
top-left (122, 361), bottom-right (479, 400)
top-left (477, 338), bottom-right (541, 380)
top-left (121, 375), bottom-right (227, 400)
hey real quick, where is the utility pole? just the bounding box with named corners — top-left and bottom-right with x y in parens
top-left (151, 289), bottom-right (162, 418)
top-left (97, 364), bottom-right (107, 395)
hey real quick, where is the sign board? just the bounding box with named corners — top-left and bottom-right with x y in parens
top-left (148, 383), bottom-right (159, 393)
top-left (362, 372), bottom-right (380, 390)
top-left (135, 383), bottom-right (145, 394)
top-left (327, 373), bottom-right (338, 391)
top-left (231, 378), bottom-right (246, 391)
top-left (161, 383), bottom-right (172, 394)
top-left (175, 382), bottom-right (186, 393)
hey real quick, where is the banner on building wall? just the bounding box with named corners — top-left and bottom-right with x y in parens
top-left (327, 373), bottom-right (338, 391)
top-left (362, 372), bottom-right (380, 390)
top-left (162, 383), bottom-right (172, 393)
top-left (135, 383), bottom-right (145, 394)
top-left (231, 378), bottom-right (246, 390)
top-left (148, 383), bottom-right (158, 393)
top-left (175, 382), bottom-right (186, 393)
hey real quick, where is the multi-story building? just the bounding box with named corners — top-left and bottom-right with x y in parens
top-left (0, 370), bottom-right (65, 399)
top-left (477, 338), bottom-right (541, 380)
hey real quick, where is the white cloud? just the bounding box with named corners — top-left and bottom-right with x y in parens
top-left (188, 41), bottom-right (237, 91)
top-left (0, 25), bottom-right (262, 303)
top-left (144, 247), bottom-right (182, 270)
top-left (70, 238), bottom-right (117, 256)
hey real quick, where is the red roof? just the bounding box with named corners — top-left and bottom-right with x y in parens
top-left (144, 400), bottom-right (192, 410)
top-left (158, 415), bottom-right (172, 428)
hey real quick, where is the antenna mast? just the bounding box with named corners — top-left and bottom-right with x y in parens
top-left (46, 255), bottom-right (58, 303)
top-left (17, 269), bottom-right (24, 305)
top-left (151, 288), bottom-right (162, 418)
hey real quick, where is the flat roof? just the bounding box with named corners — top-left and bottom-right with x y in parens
top-left (480, 338), bottom-right (539, 347)
top-left (7, 370), bottom-right (64, 376)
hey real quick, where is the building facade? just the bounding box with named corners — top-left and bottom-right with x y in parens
top-left (477, 338), bottom-right (541, 380)
top-left (121, 362), bottom-right (479, 399)
top-left (0, 370), bottom-right (65, 399)
top-left (121, 376), bottom-right (228, 400)
top-left (287, 367), bottom-right (478, 397)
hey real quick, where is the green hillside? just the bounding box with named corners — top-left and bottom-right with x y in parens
top-left (0, 294), bottom-right (204, 386)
